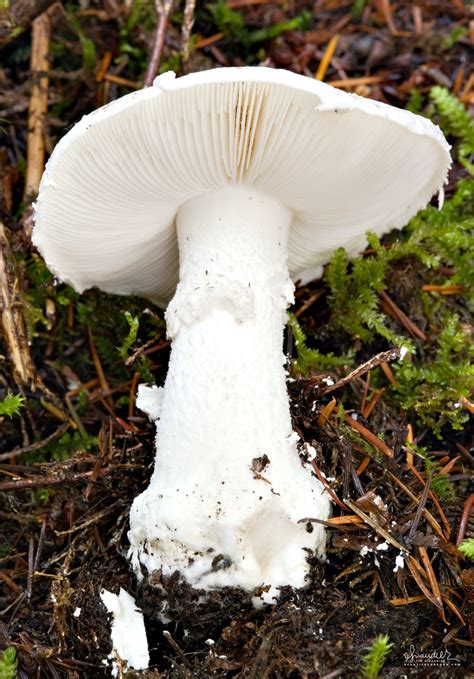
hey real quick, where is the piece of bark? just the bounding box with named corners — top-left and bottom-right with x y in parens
top-left (24, 9), bottom-right (51, 201)
top-left (0, 0), bottom-right (56, 50)
top-left (0, 220), bottom-right (35, 384)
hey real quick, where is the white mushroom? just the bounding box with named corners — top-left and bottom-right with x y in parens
top-left (33, 67), bottom-right (450, 603)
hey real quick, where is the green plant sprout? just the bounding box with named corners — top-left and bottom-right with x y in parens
top-left (118, 311), bottom-right (140, 361)
top-left (0, 393), bottom-right (25, 418)
top-left (458, 538), bottom-right (474, 560)
top-left (287, 313), bottom-right (347, 374)
top-left (0, 647), bottom-right (18, 679)
top-left (360, 634), bottom-right (393, 679)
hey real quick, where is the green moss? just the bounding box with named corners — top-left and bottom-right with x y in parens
top-left (204, 2), bottom-right (310, 59)
top-left (0, 647), bottom-right (17, 679)
top-left (360, 635), bottom-right (393, 679)
top-left (118, 311), bottom-right (140, 361)
top-left (441, 26), bottom-right (467, 51)
top-left (300, 88), bottom-right (474, 437)
top-left (0, 392), bottom-right (25, 418)
top-left (458, 538), bottom-right (474, 560)
top-left (65, 3), bottom-right (97, 71)
top-left (406, 442), bottom-right (455, 499)
top-left (287, 313), bottom-right (348, 374)
top-left (430, 86), bottom-right (474, 173)
top-left (393, 313), bottom-right (473, 435)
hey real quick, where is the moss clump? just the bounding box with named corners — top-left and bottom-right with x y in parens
top-left (360, 634), bottom-right (393, 679)
top-left (295, 87), bottom-right (473, 437)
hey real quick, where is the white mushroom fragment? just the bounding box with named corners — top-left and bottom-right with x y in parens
top-left (100, 588), bottom-right (149, 675)
top-left (33, 67), bottom-right (450, 602)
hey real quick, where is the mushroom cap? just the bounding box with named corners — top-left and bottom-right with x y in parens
top-left (33, 67), bottom-right (451, 307)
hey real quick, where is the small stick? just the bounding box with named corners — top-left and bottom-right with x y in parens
top-left (27, 533), bottom-right (34, 600)
top-left (344, 498), bottom-right (408, 553)
top-left (181, 0), bottom-right (196, 60)
top-left (359, 371), bottom-right (370, 413)
top-left (0, 422), bottom-right (68, 461)
top-left (320, 347), bottom-right (403, 396)
top-left (24, 8), bottom-right (52, 201)
top-left (0, 463), bottom-right (138, 491)
top-left (125, 332), bottom-right (165, 366)
top-left (143, 0), bottom-right (173, 88)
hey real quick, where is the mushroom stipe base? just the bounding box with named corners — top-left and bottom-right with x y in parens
top-left (128, 187), bottom-right (330, 603)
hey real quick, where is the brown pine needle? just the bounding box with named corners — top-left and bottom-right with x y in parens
top-left (439, 455), bottom-right (462, 475)
top-left (406, 556), bottom-right (444, 612)
top-left (380, 361), bottom-right (397, 384)
top-left (406, 424), bottom-right (414, 464)
top-left (456, 493), bottom-right (474, 546)
top-left (194, 32), bottom-right (225, 49)
top-left (355, 455), bottom-right (371, 476)
top-left (318, 397), bottom-right (337, 427)
top-left (442, 595), bottom-right (465, 625)
top-left (104, 73), bottom-right (139, 89)
top-left (315, 34), bottom-right (340, 81)
top-left (387, 471), bottom-right (445, 539)
top-left (418, 546), bottom-right (445, 613)
top-left (362, 389), bottom-right (385, 419)
top-left (326, 515), bottom-right (363, 525)
top-left (88, 329), bottom-right (113, 406)
top-left (407, 461), bottom-right (451, 538)
top-left (379, 290), bottom-right (427, 340)
top-left (422, 284), bottom-right (464, 295)
top-left (345, 414), bottom-right (394, 458)
top-left (390, 595), bottom-right (426, 606)
top-left (328, 75), bottom-right (385, 88)
top-left (294, 289), bottom-right (325, 318)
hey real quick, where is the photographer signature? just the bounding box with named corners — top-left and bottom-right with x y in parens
top-left (403, 644), bottom-right (461, 667)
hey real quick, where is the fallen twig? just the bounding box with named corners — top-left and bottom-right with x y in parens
top-left (181, 0), bottom-right (196, 60)
top-left (0, 463), bottom-right (138, 491)
top-left (0, 422), bottom-right (69, 462)
top-left (24, 7), bottom-right (52, 200)
top-left (143, 0), bottom-right (173, 87)
top-left (0, 221), bottom-right (35, 384)
top-left (320, 347), bottom-right (404, 396)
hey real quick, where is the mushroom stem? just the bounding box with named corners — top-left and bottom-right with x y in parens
top-left (128, 187), bottom-right (329, 601)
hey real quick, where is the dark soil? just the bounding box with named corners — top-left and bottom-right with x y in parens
top-left (0, 1), bottom-right (473, 677)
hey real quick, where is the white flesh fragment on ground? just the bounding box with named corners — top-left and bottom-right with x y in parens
top-left (100, 588), bottom-right (149, 675)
